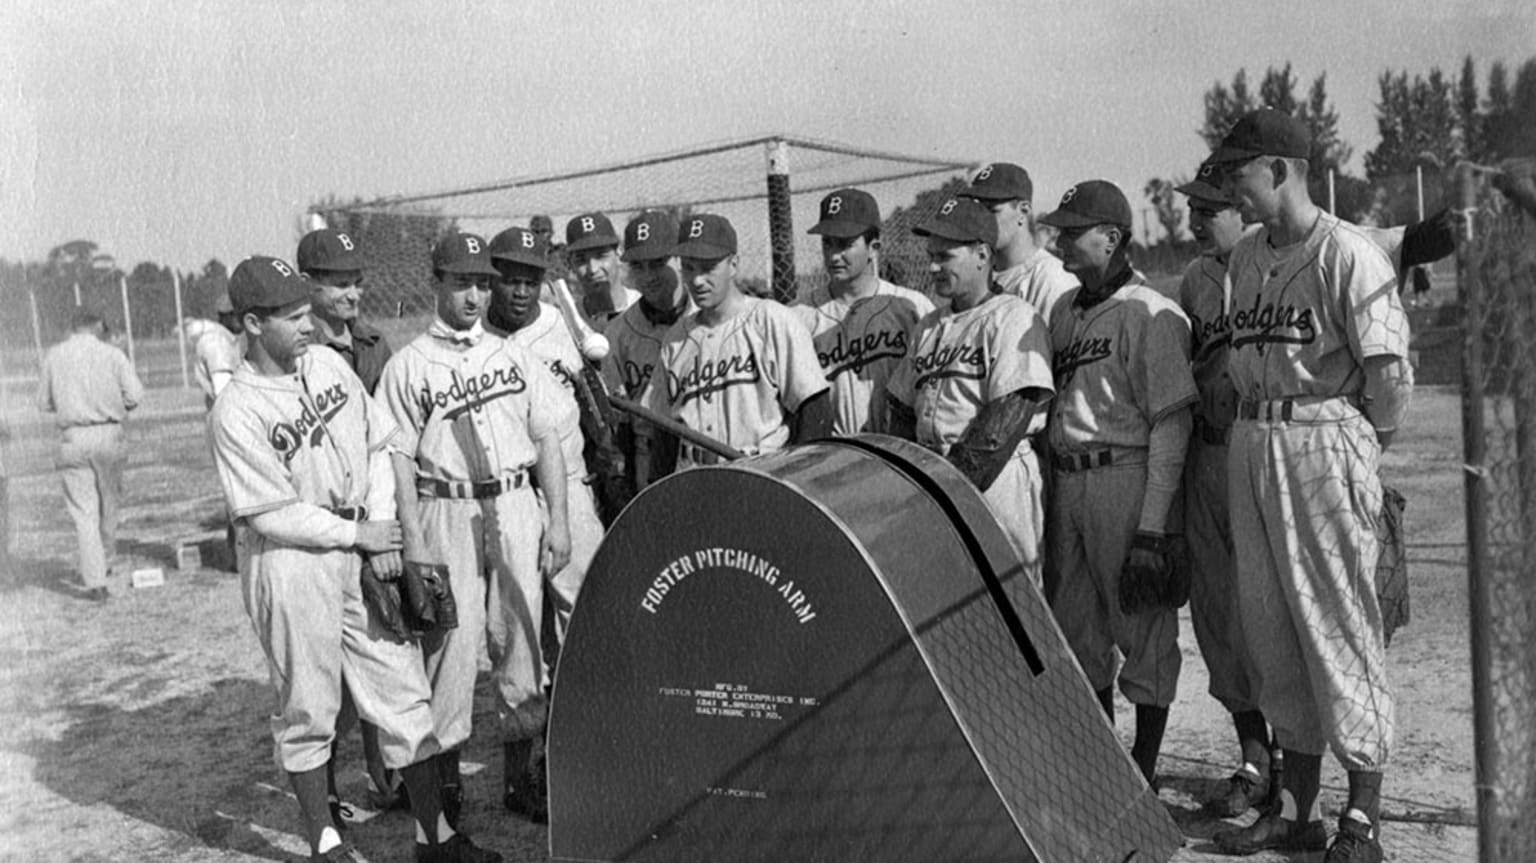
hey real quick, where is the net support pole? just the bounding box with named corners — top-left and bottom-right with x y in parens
top-left (1453, 167), bottom-right (1496, 863)
top-left (765, 138), bottom-right (795, 304)
top-left (119, 273), bottom-right (136, 368)
top-left (28, 284), bottom-right (44, 367)
top-left (1327, 170), bottom-right (1336, 214)
top-left (172, 270), bottom-right (190, 390)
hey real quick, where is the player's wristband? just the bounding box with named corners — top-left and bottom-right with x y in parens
top-left (1131, 531), bottom-right (1168, 554)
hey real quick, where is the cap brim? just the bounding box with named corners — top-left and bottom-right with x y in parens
top-left (438, 261), bottom-right (501, 277)
top-left (1209, 144), bottom-right (1262, 164)
top-left (565, 235), bottom-right (620, 253)
top-left (672, 241), bottom-right (734, 259)
top-left (1174, 179), bottom-right (1230, 203)
top-left (956, 187), bottom-right (1011, 202)
top-left (303, 252), bottom-right (366, 272)
top-left (234, 285), bottom-right (310, 315)
top-left (1038, 209), bottom-right (1102, 228)
top-left (490, 250), bottom-right (549, 269)
top-left (808, 219), bottom-right (874, 238)
top-left (620, 245), bottom-right (673, 263)
top-left (912, 221), bottom-right (983, 244)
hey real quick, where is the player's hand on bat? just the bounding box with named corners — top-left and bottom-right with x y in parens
top-left (368, 550), bottom-right (403, 580)
top-left (356, 520), bottom-right (404, 554)
top-left (541, 520), bottom-right (571, 577)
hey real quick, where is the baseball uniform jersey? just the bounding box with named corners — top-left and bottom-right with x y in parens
top-left (379, 319), bottom-right (565, 744)
top-left (643, 296), bottom-right (828, 466)
top-left (794, 279), bottom-right (934, 435)
top-left (1225, 211), bottom-right (1407, 769)
top-left (1177, 253), bottom-right (1258, 715)
top-left (993, 247), bottom-right (1078, 324)
top-left (194, 326), bottom-right (244, 407)
top-left (887, 292), bottom-right (1053, 582)
top-left (491, 304), bottom-right (605, 656)
top-left (208, 344), bottom-right (437, 773)
top-left (1046, 278), bottom-right (1196, 707)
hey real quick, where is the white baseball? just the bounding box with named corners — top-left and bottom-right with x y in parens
top-left (581, 332), bottom-right (611, 362)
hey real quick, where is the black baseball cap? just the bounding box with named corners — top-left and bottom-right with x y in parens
top-left (296, 228), bottom-right (365, 273)
top-left (673, 214), bottom-right (737, 258)
top-left (623, 210), bottom-right (680, 262)
top-left (959, 162), bottom-right (1033, 202)
top-left (912, 197), bottom-right (998, 246)
top-left (808, 188), bottom-right (881, 238)
top-left (230, 256), bottom-right (311, 313)
top-left (1039, 180), bottom-right (1133, 229)
top-left (1175, 159), bottom-right (1234, 205)
top-left (566, 212), bottom-right (620, 252)
top-left (489, 226), bottom-right (550, 269)
top-left (1211, 108), bottom-right (1312, 164)
top-left (431, 232), bottom-right (499, 276)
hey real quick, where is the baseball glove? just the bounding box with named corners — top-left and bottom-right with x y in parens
top-left (401, 561), bottom-right (458, 635)
top-left (1119, 532), bottom-right (1180, 615)
top-left (360, 559), bottom-right (411, 640)
top-left (1376, 485), bottom-right (1410, 647)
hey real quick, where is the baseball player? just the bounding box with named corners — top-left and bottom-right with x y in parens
top-left (885, 196), bottom-right (1053, 581)
top-left (379, 232), bottom-right (571, 830)
top-left (484, 224), bottom-right (608, 819)
top-left (296, 227), bottom-right (403, 818)
top-left (958, 161), bottom-right (1078, 322)
top-left (193, 293), bottom-right (244, 408)
top-left (642, 214), bottom-right (832, 472)
top-left (1169, 160), bottom-right (1279, 818)
top-left (298, 228), bottom-right (394, 394)
top-left (565, 212), bottom-right (639, 331)
top-left (1040, 180), bottom-right (1195, 787)
top-left (602, 210), bottom-right (692, 488)
top-left (208, 256), bottom-right (500, 863)
top-left (797, 188), bottom-right (934, 435)
top-left (1208, 110), bottom-right (1411, 863)
top-left (37, 308), bottom-right (144, 602)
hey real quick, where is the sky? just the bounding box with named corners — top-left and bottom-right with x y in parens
top-left (2, 0), bottom-right (1533, 272)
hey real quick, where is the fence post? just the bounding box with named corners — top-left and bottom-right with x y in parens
top-left (172, 271), bottom-right (190, 389)
top-left (118, 274), bottom-right (136, 368)
top-left (765, 138), bottom-right (795, 304)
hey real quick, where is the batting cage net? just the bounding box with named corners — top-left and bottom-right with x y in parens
top-left (1459, 174), bottom-right (1536, 863)
top-left (312, 135), bottom-right (972, 317)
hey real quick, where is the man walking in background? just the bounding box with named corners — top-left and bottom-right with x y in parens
top-left (37, 308), bottom-right (144, 601)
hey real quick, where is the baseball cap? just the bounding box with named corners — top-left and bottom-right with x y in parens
top-left (296, 228), bottom-right (365, 273)
top-left (958, 162), bottom-right (1033, 202)
top-left (1210, 108), bottom-right (1311, 164)
top-left (622, 210), bottom-right (680, 262)
top-left (431, 232), bottom-right (500, 276)
top-left (566, 212), bottom-right (620, 252)
top-left (1039, 180), bottom-right (1134, 229)
top-left (912, 197), bottom-right (998, 247)
top-left (489, 226), bottom-right (550, 269)
top-left (229, 256), bottom-right (311, 314)
top-left (673, 214), bottom-right (737, 258)
top-left (808, 188), bottom-right (881, 238)
top-left (530, 214), bottom-right (554, 233)
top-left (1175, 159), bottom-right (1234, 205)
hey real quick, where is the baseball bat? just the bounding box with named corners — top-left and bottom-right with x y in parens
top-left (548, 278), bottom-right (610, 362)
top-left (608, 395), bottom-right (746, 461)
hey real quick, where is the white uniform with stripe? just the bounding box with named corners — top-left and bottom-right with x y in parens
top-left (643, 297), bottom-right (828, 466)
top-left (494, 304), bottom-right (605, 655)
top-left (1225, 212), bottom-right (1407, 769)
top-left (794, 279), bottom-right (934, 435)
top-left (1046, 278), bottom-right (1195, 707)
top-left (887, 293), bottom-right (1053, 584)
top-left (1177, 253), bottom-right (1258, 715)
top-left (208, 345), bottom-right (437, 773)
top-left (602, 300), bottom-right (688, 486)
top-left (993, 247), bottom-right (1077, 324)
top-left (378, 320), bottom-right (564, 743)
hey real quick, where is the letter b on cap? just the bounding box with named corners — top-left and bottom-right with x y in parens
top-left (337, 232), bottom-right (355, 251)
top-left (636, 222), bottom-right (651, 242)
top-left (582, 216), bottom-right (596, 234)
top-left (827, 196), bottom-right (843, 215)
top-left (270, 259), bottom-right (294, 277)
top-left (688, 219), bottom-right (704, 239)
top-left (976, 164), bottom-right (995, 181)
top-left (939, 199), bottom-right (958, 216)
top-left (521, 232), bottom-right (535, 249)
top-left (465, 236), bottom-right (481, 254)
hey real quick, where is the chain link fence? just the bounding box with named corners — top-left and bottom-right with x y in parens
top-left (1461, 182), bottom-right (1536, 863)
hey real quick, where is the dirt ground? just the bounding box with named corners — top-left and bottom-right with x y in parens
top-left (0, 386), bottom-right (1476, 862)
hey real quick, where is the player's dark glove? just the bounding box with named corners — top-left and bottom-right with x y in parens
top-left (401, 561), bottom-right (458, 635)
top-left (1119, 531), bottom-right (1172, 615)
top-left (1376, 485), bottom-right (1410, 647)
top-left (1161, 534), bottom-right (1192, 608)
top-left (360, 559), bottom-right (412, 640)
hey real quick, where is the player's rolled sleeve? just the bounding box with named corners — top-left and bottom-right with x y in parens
top-left (1136, 304), bottom-right (1199, 423)
top-left (985, 300), bottom-right (1055, 402)
top-left (377, 354), bottom-right (425, 455)
top-left (1344, 242), bottom-right (1410, 362)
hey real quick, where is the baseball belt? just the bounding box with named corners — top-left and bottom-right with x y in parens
top-left (416, 472), bottom-right (528, 500)
top-left (326, 505), bottom-right (369, 521)
top-left (1050, 445), bottom-right (1149, 474)
top-left (1236, 396), bottom-right (1361, 423)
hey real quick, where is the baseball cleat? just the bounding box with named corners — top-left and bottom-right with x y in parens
top-left (415, 832), bottom-right (503, 863)
top-left (312, 841), bottom-right (371, 862)
top-left (1213, 813), bottom-right (1327, 855)
top-left (1208, 769), bottom-right (1269, 817)
top-left (1324, 815), bottom-right (1383, 863)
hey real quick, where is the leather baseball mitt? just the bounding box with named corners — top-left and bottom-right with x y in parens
top-left (1376, 485), bottom-right (1409, 647)
top-left (1119, 531), bottom-right (1174, 615)
top-left (360, 559), bottom-right (411, 640)
top-left (401, 561), bottom-right (458, 635)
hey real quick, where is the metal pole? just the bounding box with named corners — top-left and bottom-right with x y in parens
top-left (1416, 165), bottom-right (1426, 221)
top-left (765, 138), bottom-right (796, 304)
top-left (1327, 170), bottom-right (1336, 214)
top-left (27, 284), bottom-right (44, 367)
top-left (73, 281), bottom-right (81, 307)
top-left (118, 274), bottom-right (136, 368)
top-left (172, 270), bottom-right (190, 389)
top-left (1454, 164), bottom-right (1497, 863)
